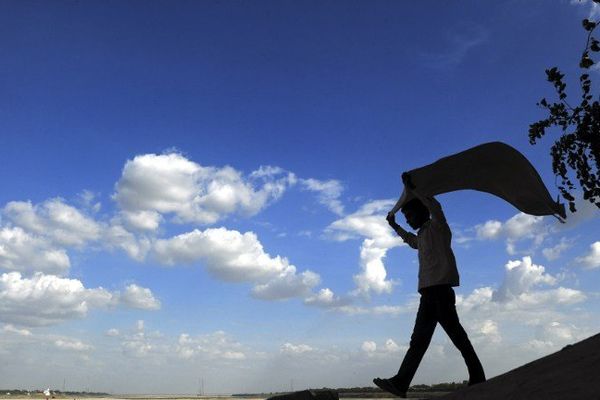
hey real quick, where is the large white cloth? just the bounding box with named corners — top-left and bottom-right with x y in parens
top-left (391, 142), bottom-right (566, 220)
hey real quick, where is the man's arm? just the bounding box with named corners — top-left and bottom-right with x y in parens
top-left (402, 172), bottom-right (447, 223)
top-left (386, 212), bottom-right (418, 249)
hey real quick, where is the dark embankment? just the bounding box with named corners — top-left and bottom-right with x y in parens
top-left (436, 333), bottom-right (600, 399)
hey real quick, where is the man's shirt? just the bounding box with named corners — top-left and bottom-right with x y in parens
top-left (401, 198), bottom-right (460, 291)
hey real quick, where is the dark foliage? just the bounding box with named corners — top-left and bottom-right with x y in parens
top-left (529, 1), bottom-right (600, 213)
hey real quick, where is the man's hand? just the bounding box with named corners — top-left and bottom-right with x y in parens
top-left (402, 172), bottom-right (415, 190)
top-left (386, 212), bottom-right (397, 227)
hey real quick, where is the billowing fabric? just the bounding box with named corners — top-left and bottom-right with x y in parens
top-left (391, 142), bottom-right (566, 220)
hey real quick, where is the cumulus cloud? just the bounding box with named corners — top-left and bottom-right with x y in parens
top-left (571, 0), bottom-right (600, 19)
top-left (384, 338), bottom-right (401, 352)
top-left (468, 319), bottom-right (502, 344)
top-left (575, 241), bottom-right (600, 269)
top-left (300, 178), bottom-right (344, 215)
top-left (122, 332), bottom-right (155, 357)
top-left (492, 256), bottom-right (557, 302)
top-left (456, 257), bottom-right (586, 315)
top-left (0, 272), bottom-right (114, 326)
top-left (106, 328), bottom-right (120, 337)
top-left (2, 324), bottom-right (32, 336)
top-left (0, 226), bottom-right (70, 275)
top-left (360, 338), bottom-right (405, 358)
top-left (54, 338), bottom-right (93, 351)
top-left (0, 272), bottom-right (159, 326)
top-left (3, 199), bottom-right (102, 247)
top-left (542, 237), bottom-right (572, 261)
top-left (175, 330), bottom-right (246, 361)
top-left (334, 304), bottom-right (410, 316)
top-left (303, 288), bottom-right (349, 308)
top-left (120, 284), bottom-right (161, 310)
top-left (281, 343), bottom-right (314, 355)
top-left (361, 340), bottom-right (377, 353)
top-left (326, 200), bottom-right (402, 296)
top-left (104, 223), bottom-right (152, 261)
top-left (475, 213), bottom-right (547, 255)
top-left (153, 227), bottom-right (320, 300)
top-left (113, 153), bottom-right (295, 228)
top-left (251, 269), bottom-right (320, 300)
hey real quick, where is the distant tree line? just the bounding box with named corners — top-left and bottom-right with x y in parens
top-left (0, 390), bottom-right (109, 397)
top-left (232, 382), bottom-right (468, 397)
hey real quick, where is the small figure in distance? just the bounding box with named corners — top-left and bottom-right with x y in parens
top-left (373, 173), bottom-right (486, 398)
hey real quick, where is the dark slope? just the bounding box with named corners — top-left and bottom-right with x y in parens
top-left (436, 333), bottom-right (600, 399)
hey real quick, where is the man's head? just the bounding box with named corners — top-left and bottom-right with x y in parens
top-left (401, 198), bottom-right (430, 230)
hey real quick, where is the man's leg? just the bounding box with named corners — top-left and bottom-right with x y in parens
top-left (389, 293), bottom-right (438, 391)
top-left (436, 288), bottom-right (486, 385)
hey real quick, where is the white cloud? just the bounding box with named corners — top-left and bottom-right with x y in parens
top-left (468, 319), bottom-right (502, 344)
top-left (476, 220), bottom-right (503, 240)
top-left (120, 284), bottom-right (161, 310)
top-left (54, 338), bottom-right (93, 352)
top-left (360, 339), bottom-right (405, 357)
top-left (334, 304), bottom-right (409, 316)
top-left (251, 269), bottom-right (320, 300)
top-left (120, 210), bottom-right (163, 232)
top-left (304, 286), bottom-right (411, 315)
top-left (113, 153), bottom-right (295, 227)
top-left (175, 330), bottom-right (247, 361)
top-left (384, 338), bottom-right (401, 352)
top-left (3, 199), bottom-right (102, 247)
top-left (471, 199), bottom-right (597, 255)
top-left (0, 272), bottom-right (114, 326)
top-left (0, 272), bottom-right (159, 327)
top-left (0, 226), bottom-right (70, 275)
top-left (475, 213), bottom-right (548, 254)
top-left (303, 288), bottom-right (349, 308)
top-left (300, 178), bottom-right (345, 216)
top-left (281, 343), bottom-right (314, 355)
top-left (153, 227), bottom-right (320, 300)
top-left (353, 238), bottom-right (395, 296)
top-left (104, 223), bottom-right (152, 262)
top-left (571, 0), bottom-right (600, 19)
top-left (361, 341), bottom-right (377, 353)
top-left (492, 256), bottom-right (557, 302)
top-left (118, 320), bottom-right (168, 358)
top-left (122, 333), bottom-right (155, 357)
top-left (575, 241), bottom-right (600, 269)
top-left (456, 257), bottom-right (586, 317)
top-left (106, 328), bottom-right (120, 337)
top-left (326, 200), bottom-right (402, 296)
top-left (542, 237), bottom-right (572, 261)
top-left (78, 190), bottom-right (102, 213)
top-left (2, 324), bottom-right (32, 336)
top-left (327, 200), bottom-right (399, 247)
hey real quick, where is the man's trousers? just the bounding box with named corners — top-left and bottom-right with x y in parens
top-left (391, 284), bottom-right (486, 391)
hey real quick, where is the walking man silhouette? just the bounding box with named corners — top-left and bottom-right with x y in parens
top-left (373, 173), bottom-right (485, 397)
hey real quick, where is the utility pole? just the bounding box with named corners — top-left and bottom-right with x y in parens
top-left (198, 377), bottom-right (204, 396)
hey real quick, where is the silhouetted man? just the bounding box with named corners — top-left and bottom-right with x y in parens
top-left (373, 173), bottom-right (485, 397)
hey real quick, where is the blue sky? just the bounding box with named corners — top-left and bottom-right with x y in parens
top-left (1, 0), bottom-right (599, 395)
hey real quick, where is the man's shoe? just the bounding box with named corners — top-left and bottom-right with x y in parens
top-left (468, 377), bottom-right (486, 386)
top-left (373, 378), bottom-right (407, 398)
